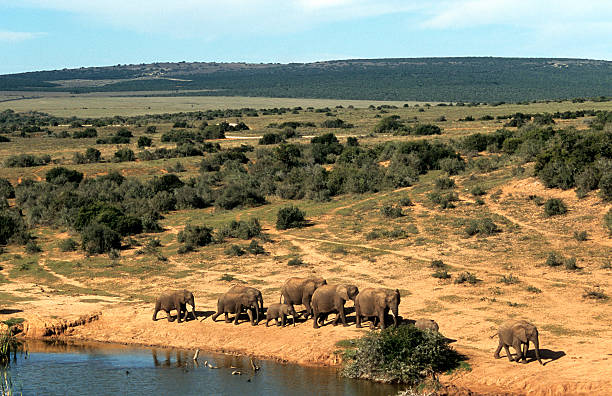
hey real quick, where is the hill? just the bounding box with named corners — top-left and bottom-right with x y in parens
top-left (1, 57), bottom-right (612, 102)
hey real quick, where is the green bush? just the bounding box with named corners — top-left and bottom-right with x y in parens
top-left (225, 244), bottom-right (245, 256)
top-left (177, 224), bottom-right (213, 248)
top-left (432, 270), bottom-right (451, 279)
top-left (428, 191), bottom-right (459, 209)
top-left (45, 167), bottom-right (84, 185)
top-left (573, 230), bottom-right (588, 241)
top-left (113, 148), bottom-right (136, 162)
top-left (72, 128), bottom-right (97, 138)
top-left (380, 204), bottom-right (403, 218)
top-left (434, 176), bottom-right (455, 190)
top-left (81, 223), bottom-right (122, 254)
top-left (465, 218), bottom-right (500, 236)
top-left (0, 178), bottom-right (15, 199)
top-left (74, 147), bottom-right (102, 164)
top-left (454, 272), bottom-right (479, 284)
top-left (276, 206), bottom-right (306, 230)
top-left (470, 185), bottom-right (487, 196)
top-left (430, 260), bottom-right (446, 269)
top-left (605, 208), bottom-right (612, 235)
top-left (259, 133), bottom-right (285, 145)
top-left (599, 171), bottom-right (612, 201)
top-left (544, 198), bottom-right (567, 217)
top-left (25, 240), bottom-right (41, 253)
top-left (246, 240), bottom-right (266, 255)
top-left (341, 325), bottom-right (464, 384)
top-left (217, 218), bottom-right (261, 240)
top-left (138, 136), bottom-right (153, 148)
top-left (59, 238), bottom-right (78, 252)
top-left (4, 154), bottom-right (51, 168)
top-left (288, 257), bottom-right (305, 266)
top-left (399, 196), bottom-right (413, 206)
top-left (498, 274), bottom-right (520, 284)
top-left (321, 118), bottom-right (353, 128)
top-left (439, 157), bottom-right (465, 175)
top-left (0, 209), bottom-right (29, 245)
top-left (145, 126), bottom-right (157, 134)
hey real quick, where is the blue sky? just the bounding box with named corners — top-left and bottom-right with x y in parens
top-left (1, 0), bottom-right (611, 75)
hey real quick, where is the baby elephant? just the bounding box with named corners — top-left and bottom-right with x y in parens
top-left (493, 320), bottom-right (543, 365)
top-left (152, 289), bottom-right (196, 323)
top-left (414, 318), bottom-right (439, 332)
top-left (266, 303), bottom-right (297, 327)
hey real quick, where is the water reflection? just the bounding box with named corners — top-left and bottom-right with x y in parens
top-left (10, 341), bottom-right (400, 396)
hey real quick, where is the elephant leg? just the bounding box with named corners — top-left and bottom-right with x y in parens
top-left (302, 296), bottom-right (312, 320)
top-left (504, 344), bottom-right (514, 362)
top-left (167, 310), bottom-right (175, 322)
top-left (522, 341), bottom-right (529, 362)
top-left (233, 304), bottom-right (242, 325)
top-left (225, 312), bottom-right (231, 323)
top-left (338, 306), bottom-right (348, 327)
top-left (266, 318), bottom-right (270, 327)
top-left (378, 311), bottom-right (386, 330)
top-left (355, 310), bottom-right (362, 328)
top-left (313, 309), bottom-right (320, 329)
top-left (281, 314), bottom-right (286, 327)
top-left (512, 339), bottom-right (523, 363)
top-left (494, 339), bottom-right (503, 359)
top-left (211, 310), bottom-right (220, 322)
top-left (247, 308), bottom-right (255, 326)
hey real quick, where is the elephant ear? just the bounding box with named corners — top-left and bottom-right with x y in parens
top-left (514, 325), bottom-right (528, 343)
top-left (337, 285), bottom-right (350, 301)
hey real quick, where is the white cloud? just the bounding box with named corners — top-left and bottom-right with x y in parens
top-left (0, 30), bottom-right (45, 42)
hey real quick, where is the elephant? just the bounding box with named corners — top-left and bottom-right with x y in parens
top-left (415, 318), bottom-right (439, 332)
top-left (311, 284), bottom-right (359, 329)
top-left (354, 288), bottom-right (400, 330)
top-left (211, 288), bottom-right (260, 325)
top-left (228, 285), bottom-right (264, 325)
top-left (493, 320), bottom-right (543, 365)
top-left (152, 289), bottom-right (196, 323)
top-left (265, 303), bottom-right (297, 327)
top-left (280, 277), bottom-right (327, 320)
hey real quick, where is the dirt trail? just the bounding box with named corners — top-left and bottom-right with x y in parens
top-left (39, 256), bottom-right (90, 289)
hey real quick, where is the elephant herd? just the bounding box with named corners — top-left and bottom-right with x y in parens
top-left (152, 277), bottom-right (544, 365)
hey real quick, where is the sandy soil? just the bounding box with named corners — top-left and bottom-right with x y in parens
top-left (2, 177), bottom-right (612, 395)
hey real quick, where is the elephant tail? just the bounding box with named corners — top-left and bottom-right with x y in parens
top-left (489, 333), bottom-right (498, 339)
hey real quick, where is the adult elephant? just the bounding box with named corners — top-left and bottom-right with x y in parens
top-left (211, 288), bottom-right (259, 326)
top-left (152, 289), bottom-right (196, 323)
top-left (228, 285), bottom-right (264, 325)
top-left (354, 288), bottom-right (400, 330)
top-left (493, 320), bottom-right (543, 365)
top-left (280, 277), bottom-right (327, 320)
top-left (311, 284), bottom-right (359, 329)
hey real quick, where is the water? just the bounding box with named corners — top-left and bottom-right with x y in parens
top-left (7, 341), bottom-right (400, 396)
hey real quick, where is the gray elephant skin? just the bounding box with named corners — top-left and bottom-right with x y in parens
top-left (493, 319), bottom-right (543, 365)
top-left (152, 289), bottom-right (196, 323)
top-left (280, 277), bottom-right (327, 320)
top-left (228, 285), bottom-right (264, 325)
top-left (354, 288), bottom-right (400, 330)
top-left (265, 303), bottom-right (297, 327)
top-left (211, 287), bottom-right (260, 326)
top-left (311, 284), bottom-right (359, 329)
top-left (415, 318), bottom-right (439, 332)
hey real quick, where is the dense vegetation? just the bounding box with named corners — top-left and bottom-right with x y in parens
top-left (2, 58), bottom-right (612, 102)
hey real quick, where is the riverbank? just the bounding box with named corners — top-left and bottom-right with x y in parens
top-left (6, 301), bottom-right (612, 396)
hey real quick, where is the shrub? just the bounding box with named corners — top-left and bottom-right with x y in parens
top-left (412, 124), bottom-right (442, 135)
top-left (45, 167), bottom-right (84, 185)
top-left (0, 178), bottom-right (15, 199)
top-left (470, 185), bottom-right (487, 196)
top-left (217, 218), bottom-right (262, 240)
top-left (25, 240), bottom-right (41, 253)
top-left (0, 209), bottom-right (29, 245)
top-left (59, 238), bottom-right (78, 252)
top-left (454, 272), bottom-right (479, 284)
top-left (150, 174), bottom-right (184, 193)
top-left (605, 209), bottom-right (612, 235)
top-left (74, 147), bottom-right (102, 164)
top-left (246, 240), bottom-right (265, 255)
top-left (583, 288), bottom-right (609, 301)
top-left (259, 133), bottom-right (285, 145)
top-left (320, 118), bottom-right (353, 128)
top-left (428, 191), bottom-right (459, 209)
top-left (380, 204), bottom-right (403, 218)
top-left (220, 273), bottom-right (236, 282)
top-left (498, 274), bottom-right (520, 284)
top-left (72, 128), bottom-right (97, 138)
top-left (464, 218), bottom-right (500, 236)
top-left (573, 231), bottom-right (588, 241)
top-left (145, 126), bottom-right (157, 134)
top-left (215, 181), bottom-right (266, 210)
top-left (113, 148), bottom-right (136, 162)
top-left (177, 224), bottom-right (213, 248)
top-left (526, 285), bottom-right (542, 293)
top-left (564, 257), bottom-right (580, 271)
top-left (0, 135), bottom-right (11, 142)
top-left (544, 198), bottom-right (567, 217)
top-left (439, 157), bottom-right (465, 175)
top-left (341, 325), bottom-right (464, 385)
top-left (276, 206), bottom-right (306, 230)
top-left (434, 176), bottom-right (455, 190)
top-left (138, 136), bottom-right (153, 148)
top-left (399, 196), bottom-right (413, 206)
top-left (346, 137), bottom-right (359, 147)
top-left (430, 260), bottom-right (447, 269)
top-left (225, 244), bottom-right (245, 256)
top-left (432, 270), bottom-right (451, 279)
top-left (545, 252), bottom-right (564, 267)
top-left (4, 154), bottom-right (51, 168)
top-left (599, 171), bottom-right (612, 201)
top-left (287, 257), bottom-right (305, 266)
top-left (81, 223), bottom-right (122, 254)
top-left (116, 128), bottom-right (133, 138)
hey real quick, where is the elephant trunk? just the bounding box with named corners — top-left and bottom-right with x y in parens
top-left (391, 306), bottom-right (399, 327)
top-left (533, 334), bottom-right (543, 365)
top-left (255, 303), bottom-right (260, 325)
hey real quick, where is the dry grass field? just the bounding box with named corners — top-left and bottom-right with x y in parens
top-left (0, 96), bottom-right (611, 395)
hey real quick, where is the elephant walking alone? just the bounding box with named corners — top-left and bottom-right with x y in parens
top-left (354, 288), bottom-right (400, 330)
top-left (152, 289), bottom-right (196, 323)
top-left (280, 277), bottom-right (327, 320)
top-left (493, 320), bottom-right (543, 365)
top-left (311, 284), bottom-right (359, 328)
